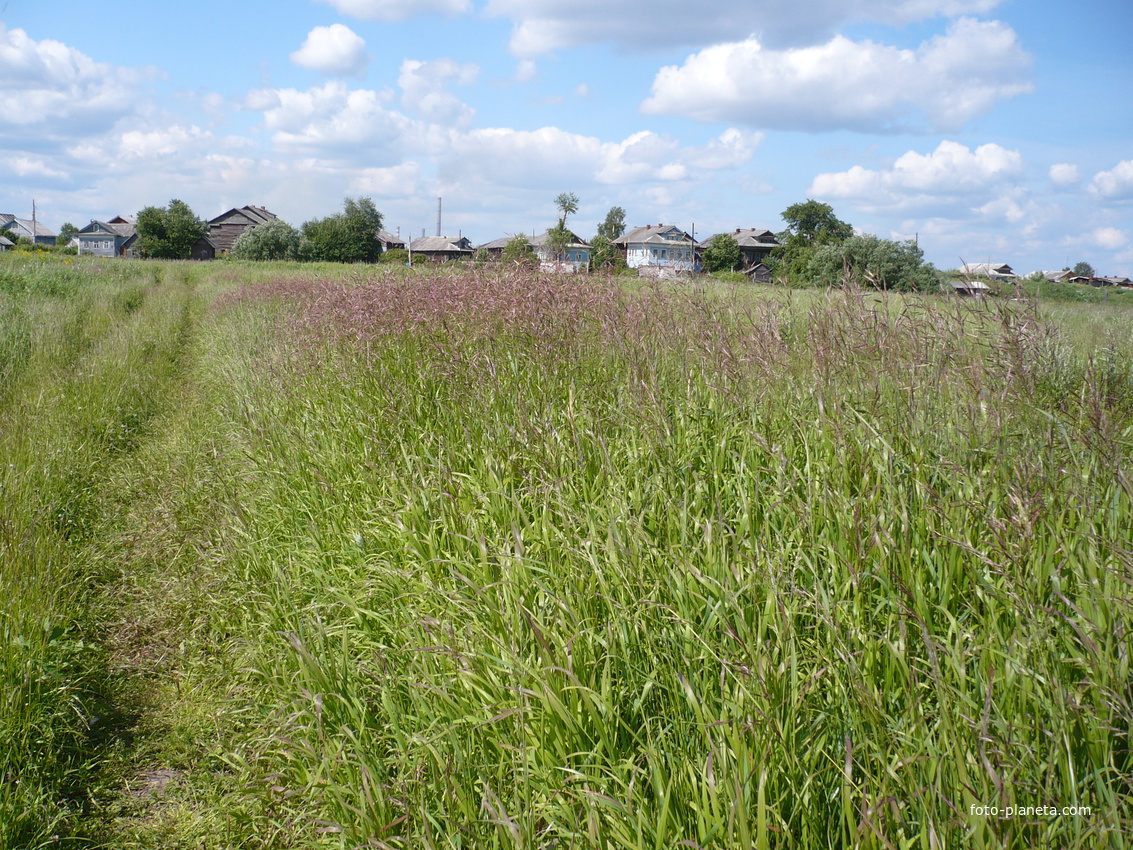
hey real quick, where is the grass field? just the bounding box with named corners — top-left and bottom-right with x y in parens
top-left (2, 254), bottom-right (1131, 848)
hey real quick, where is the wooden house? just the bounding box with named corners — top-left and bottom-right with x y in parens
top-left (377, 230), bottom-right (405, 252)
top-left (0, 214), bottom-right (56, 245)
top-left (959, 262), bottom-right (1016, 279)
top-left (192, 205), bottom-right (279, 260)
top-left (530, 230), bottom-right (591, 272)
top-left (613, 224), bottom-right (698, 275)
top-left (700, 228), bottom-right (780, 270)
top-left (408, 236), bottom-right (474, 262)
top-left (76, 218), bottom-right (138, 257)
top-left (0, 234), bottom-right (13, 251)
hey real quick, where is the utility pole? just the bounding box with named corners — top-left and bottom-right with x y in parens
top-left (31, 199), bottom-right (37, 246)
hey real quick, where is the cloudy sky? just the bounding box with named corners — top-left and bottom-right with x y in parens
top-left (2, 0), bottom-right (1131, 273)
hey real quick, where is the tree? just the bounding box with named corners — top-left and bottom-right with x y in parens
top-left (135, 199), bottom-right (206, 259)
top-left (596, 206), bottom-right (626, 241)
top-left (1072, 261), bottom-right (1095, 278)
top-left (56, 222), bottom-right (79, 246)
top-left (807, 234), bottom-right (938, 291)
top-left (588, 234), bottom-right (621, 271)
top-left (547, 192), bottom-right (580, 260)
top-left (501, 234), bottom-right (537, 268)
top-left (702, 233), bottom-right (742, 273)
top-left (231, 219), bottom-right (302, 261)
top-left (771, 199), bottom-right (854, 283)
top-left (301, 197), bottom-right (384, 263)
top-left (780, 199), bottom-right (853, 246)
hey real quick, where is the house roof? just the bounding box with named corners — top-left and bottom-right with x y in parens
top-left (960, 262), bottom-right (1016, 277)
top-left (700, 228), bottom-right (779, 250)
top-left (614, 224), bottom-right (693, 246)
top-left (0, 234), bottom-right (13, 247)
top-left (376, 229), bottom-right (405, 247)
top-left (530, 229), bottom-right (590, 249)
top-left (78, 220), bottom-right (120, 236)
top-left (0, 215), bottom-right (56, 238)
top-left (477, 236), bottom-right (521, 251)
top-left (208, 205), bottom-right (278, 226)
top-left (948, 279), bottom-right (991, 291)
top-left (409, 236), bottom-right (473, 252)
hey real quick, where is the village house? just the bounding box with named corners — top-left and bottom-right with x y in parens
top-left (76, 217), bottom-right (138, 257)
top-left (191, 205), bottom-right (279, 260)
top-left (530, 230), bottom-right (591, 273)
top-left (476, 235), bottom-right (518, 258)
top-left (959, 262), bottom-right (1017, 278)
top-left (700, 227), bottom-right (780, 270)
top-left (0, 214), bottom-right (56, 246)
top-left (613, 224), bottom-right (698, 275)
top-left (0, 234), bottom-right (13, 251)
top-left (409, 235), bottom-right (474, 262)
top-left (377, 229), bottom-right (405, 251)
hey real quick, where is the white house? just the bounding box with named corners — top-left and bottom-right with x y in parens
top-left (614, 224), bottom-right (698, 275)
top-left (530, 230), bottom-right (591, 273)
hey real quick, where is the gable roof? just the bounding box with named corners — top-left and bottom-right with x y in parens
top-left (530, 229), bottom-right (590, 249)
top-left (208, 205), bottom-right (278, 226)
top-left (614, 224), bottom-right (694, 246)
top-left (701, 228), bottom-right (779, 249)
top-left (377, 229), bottom-right (405, 248)
top-left (0, 234), bottom-right (13, 248)
top-left (960, 262), bottom-right (1015, 278)
top-left (0, 215), bottom-right (56, 238)
top-left (409, 236), bottom-right (473, 252)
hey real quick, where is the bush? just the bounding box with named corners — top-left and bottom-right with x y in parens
top-left (380, 249), bottom-right (409, 265)
top-left (231, 220), bottom-right (302, 261)
top-left (302, 197), bottom-right (384, 264)
top-left (702, 234), bottom-right (741, 273)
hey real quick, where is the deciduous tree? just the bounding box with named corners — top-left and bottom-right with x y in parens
top-left (135, 199), bottom-right (206, 259)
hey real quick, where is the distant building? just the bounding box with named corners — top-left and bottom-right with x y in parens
top-left (614, 224), bottom-right (698, 275)
top-left (191, 205), bottom-right (279, 260)
top-left (700, 228), bottom-right (780, 270)
top-left (0, 214), bottom-right (56, 246)
top-left (959, 262), bottom-right (1016, 279)
top-left (76, 218), bottom-right (138, 257)
top-left (0, 234), bottom-right (13, 251)
top-left (946, 279), bottom-right (991, 296)
top-left (409, 235), bottom-right (474, 262)
top-left (530, 230), bottom-right (591, 272)
top-left (377, 229), bottom-right (405, 251)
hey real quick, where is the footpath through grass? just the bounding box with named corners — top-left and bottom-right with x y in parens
top-left (2, 258), bottom-right (1131, 848)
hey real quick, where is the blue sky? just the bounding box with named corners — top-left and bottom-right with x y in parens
top-left (2, 0), bottom-right (1131, 274)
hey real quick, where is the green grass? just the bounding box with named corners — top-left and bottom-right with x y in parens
top-left (2, 257), bottom-right (1131, 848)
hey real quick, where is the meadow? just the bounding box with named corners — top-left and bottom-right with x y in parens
top-left (1, 254), bottom-right (1130, 848)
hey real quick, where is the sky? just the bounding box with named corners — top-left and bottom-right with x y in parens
top-left (1, 0), bottom-right (1131, 274)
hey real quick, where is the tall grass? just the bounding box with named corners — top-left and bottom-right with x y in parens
top-left (132, 270), bottom-right (1130, 847)
top-left (4, 259), bottom-right (1130, 847)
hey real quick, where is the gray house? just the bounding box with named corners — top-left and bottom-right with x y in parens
top-left (700, 228), bottom-right (780, 270)
top-left (0, 234), bottom-right (13, 251)
top-left (409, 235), bottom-right (474, 262)
top-left (960, 262), bottom-right (1016, 279)
top-left (0, 214), bottom-right (56, 245)
top-left (76, 218), bottom-right (138, 257)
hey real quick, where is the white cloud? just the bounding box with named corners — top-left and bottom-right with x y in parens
top-left (514, 59), bottom-right (538, 82)
top-left (7, 156), bottom-right (68, 180)
top-left (0, 23), bottom-right (145, 143)
top-left (1090, 159), bottom-right (1133, 199)
top-left (485, 0), bottom-right (1002, 56)
top-left (1093, 227), bottom-right (1128, 251)
top-left (573, 83), bottom-right (589, 97)
top-left (398, 58), bottom-right (479, 126)
top-left (811, 141), bottom-right (1022, 207)
top-left (1049, 162), bottom-right (1079, 187)
top-left (252, 82), bottom-right (420, 163)
top-left (315, 0), bottom-right (470, 21)
top-left (641, 18), bottom-right (1031, 133)
top-left (290, 25), bottom-right (370, 78)
top-left (349, 162), bottom-right (422, 197)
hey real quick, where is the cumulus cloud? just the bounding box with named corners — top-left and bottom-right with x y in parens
top-left (1049, 162), bottom-right (1079, 187)
top-left (0, 23), bottom-right (146, 143)
top-left (641, 17), bottom-right (1031, 133)
top-left (810, 141), bottom-right (1022, 210)
top-left (485, 0), bottom-right (1002, 56)
top-left (1093, 227), bottom-right (1129, 251)
top-left (290, 24), bottom-right (370, 78)
top-left (315, 0), bottom-right (470, 20)
top-left (250, 81), bottom-right (420, 163)
top-left (398, 58), bottom-right (479, 126)
top-left (1090, 159), bottom-right (1133, 199)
